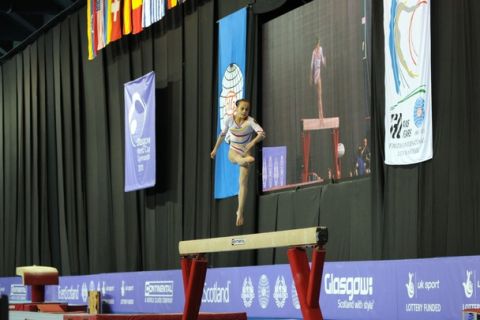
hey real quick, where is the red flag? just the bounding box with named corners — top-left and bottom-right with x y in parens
top-left (110, 0), bottom-right (122, 41)
top-left (132, 0), bottom-right (143, 34)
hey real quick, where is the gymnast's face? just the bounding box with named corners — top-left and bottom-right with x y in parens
top-left (237, 101), bottom-right (250, 119)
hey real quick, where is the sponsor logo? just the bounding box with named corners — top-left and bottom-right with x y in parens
top-left (144, 280), bottom-right (174, 304)
top-left (202, 281), bottom-right (230, 304)
top-left (291, 281), bottom-right (300, 310)
top-left (100, 280), bottom-right (115, 305)
top-left (413, 97), bottom-right (425, 128)
top-left (405, 272), bottom-right (440, 299)
top-left (241, 277), bottom-right (255, 308)
top-left (463, 270), bottom-right (474, 298)
top-left (390, 113), bottom-right (403, 139)
top-left (231, 238), bottom-right (246, 246)
top-left (324, 273), bottom-right (373, 301)
top-left (406, 272), bottom-right (415, 299)
top-left (120, 280), bottom-right (135, 305)
top-left (81, 282), bottom-right (88, 302)
top-left (10, 284), bottom-right (27, 301)
top-left (404, 271), bottom-right (442, 313)
top-left (57, 285), bottom-right (80, 301)
top-left (273, 276), bottom-right (288, 308)
top-left (257, 274), bottom-right (270, 309)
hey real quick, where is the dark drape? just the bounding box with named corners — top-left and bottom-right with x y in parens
top-left (0, 0), bottom-right (262, 276)
top-left (1, 0), bottom-right (480, 277)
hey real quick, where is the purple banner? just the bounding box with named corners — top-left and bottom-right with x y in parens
top-left (262, 146), bottom-right (286, 191)
top-left (124, 71), bottom-right (156, 192)
top-left (2, 255), bottom-right (480, 319)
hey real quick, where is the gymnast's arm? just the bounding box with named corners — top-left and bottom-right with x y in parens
top-left (210, 132), bottom-right (226, 159)
top-left (245, 129), bottom-right (266, 153)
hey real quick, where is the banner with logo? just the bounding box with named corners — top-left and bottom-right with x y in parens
top-left (4, 256), bottom-right (480, 318)
top-left (124, 71), bottom-right (156, 192)
top-left (262, 147), bottom-right (287, 191)
top-left (384, 0), bottom-right (432, 165)
top-left (214, 8), bottom-right (247, 199)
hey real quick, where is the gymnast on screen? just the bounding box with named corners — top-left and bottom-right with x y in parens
top-left (311, 37), bottom-right (327, 118)
top-left (210, 99), bottom-right (266, 227)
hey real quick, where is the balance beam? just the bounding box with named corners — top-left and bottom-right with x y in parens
top-left (179, 226), bottom-right (328, 320)
top-left (179, 226), bottom-right (327, 255)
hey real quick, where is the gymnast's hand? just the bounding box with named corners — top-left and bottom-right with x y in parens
top-left (245, 142), bottom-right (254, 154)
top-left (210, 149), bottom-right (217, 159)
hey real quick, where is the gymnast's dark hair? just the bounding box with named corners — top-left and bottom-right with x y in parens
top-left (235, 99), bottom-right (250, 107)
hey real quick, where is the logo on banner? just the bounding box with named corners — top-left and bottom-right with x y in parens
top-left (291, 281), bottom-right (300, 309)
top-left (257, 274), bottom-right (270, 309)
top-left (100, 281), bottom-right (115, 305)
top-left (413, 97), bottom-right (426, 128)
top-left (406, 272), bottom-right (415, 298)
top-left (241, 277), bottom-right (255, 308)
top-left (128, 92), bottom-right (148, 147)
top-left (463, 270), bottom-right (474, 298)
top-left (10, 284), bottom-right (27, 301)
top-left (81, 282), bottom-right (88, 302)
top-left (273, 276), bottom-right (288, 308)
top-left (144, 280), bottom-right (174, 304)
top-left (324, 273), bottom-right (373, 301)
top-left (202, 281), bottom-right (230, 304)
top-left (404, 271), bottom-right (441, 313)
top-left (57, 285), bottom-right (80, 301)
top-left (120, 280), bottom-right (135, 305)
top-left (219, 63), bottom-right (244, 125)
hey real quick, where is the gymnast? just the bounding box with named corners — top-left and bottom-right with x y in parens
top-left (210, 99), bottom-right (266, 226)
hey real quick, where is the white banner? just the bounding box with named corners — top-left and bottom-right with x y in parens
top-left (384, 0), bottom-right (432, 165)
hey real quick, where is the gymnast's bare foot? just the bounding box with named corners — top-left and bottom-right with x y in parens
top-left (236, 212), bottom-right (244, 226)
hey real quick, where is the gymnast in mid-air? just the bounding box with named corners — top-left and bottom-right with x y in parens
top-left (210, 99), bottom-right (266, 226)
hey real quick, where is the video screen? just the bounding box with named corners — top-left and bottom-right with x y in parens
top-left (261, 0), bottom-right (371, 191)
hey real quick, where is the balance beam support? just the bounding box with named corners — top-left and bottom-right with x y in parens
top-left (288, 246), bottom-right (325, 320)
top-left (181, 256), bottom-right (208, 320)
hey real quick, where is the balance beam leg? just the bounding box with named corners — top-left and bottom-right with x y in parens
top-left (181, 256), bottom-right (208, 320)
top-left (288, 247), bottom-right (323, 320)
top-left (31, 284), bottom-right (45, 303)
top-left (331, 128), bottom-right (341, 179)
top-left (307, 247), bottom-right (325, 308)
top-left (181, 257), bottom-right (192, 294)
top-left (302, 131), bottom-right (311, 182)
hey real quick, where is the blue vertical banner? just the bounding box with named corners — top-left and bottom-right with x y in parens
top-left (214, 8), bottom-right (247, 199)
top-left (124, 71), bottom-right (156, 192)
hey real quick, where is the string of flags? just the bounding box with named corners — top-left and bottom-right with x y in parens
top-left (87, 0), bottom-right (185, 60)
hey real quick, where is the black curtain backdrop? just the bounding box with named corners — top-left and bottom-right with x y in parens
top-left (1, 0), bottom-right (480, 276)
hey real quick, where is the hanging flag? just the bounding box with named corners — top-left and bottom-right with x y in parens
top-left (110, 0), bottom-right (122, 41)
top-left (104, 0), bottom-right (111, 44)
top-left (87, 0), bottom-right (97, 60)
top-left (124, 71), bottom-right (156, 192)
top-left (142, 0), bottom-right (165, 28)
top-left (132, 0), bottom-right (143, 34)
top-left (123, 0), bottom-right (132, 34)
top-left (384, 0), bottom-right (432, 164)
top-left (214, 8), bottom-right (247, 199)
top-left (167, 0), bottom-right (177, 9)
top-left (96, 0), bottom-right (106, 50)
